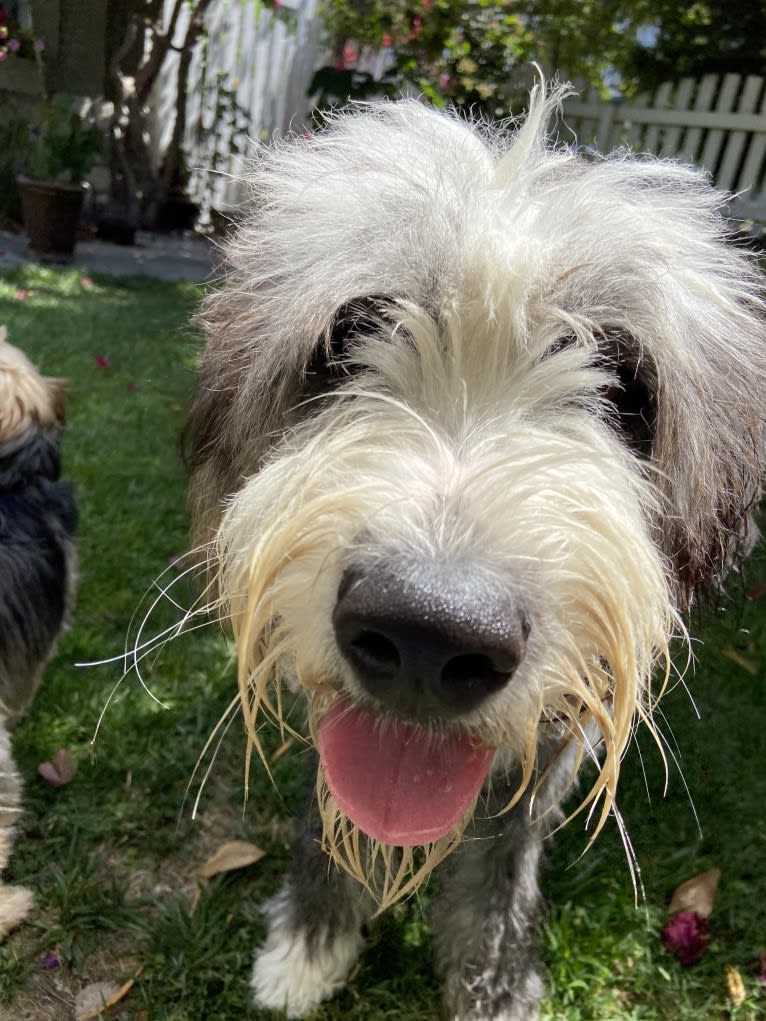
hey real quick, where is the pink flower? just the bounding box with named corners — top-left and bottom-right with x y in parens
top-left (33, 38), bottom-right (45, 52)
top-left (0, 50), bottom-right (6, 62)
top-left (14, 288), bottom-right (29, 300)
top-left (79, 277), bottom-right (93, 288)
top-left (662, 911), bottom-right (710, 966)
top-left (94, 354), bottom-right (111, 369)
top-left (7, 37), bottom-right (19, 52)
top-left (382, 33), bottom-right (393, 47)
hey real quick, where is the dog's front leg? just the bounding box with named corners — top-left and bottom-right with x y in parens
top-left (0, 728), bottom-right (34, 938)
top-left (251, 792), bottom-right (375, 1018)
top-left (432, 806), bottom-right (546, 1021)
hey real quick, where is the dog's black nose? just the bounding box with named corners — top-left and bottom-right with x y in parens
top-left (333, 560), bottom-right (530, 716)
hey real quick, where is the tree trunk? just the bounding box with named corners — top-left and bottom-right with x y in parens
top-left (108, 0), bottom-right (212, 229)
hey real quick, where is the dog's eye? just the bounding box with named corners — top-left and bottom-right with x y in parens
top-left (599, 339), bottom-right (656, 458)
top-left (307, 295), bottom-right (394, 384)
top-left (540, 332), bottom-right (577, 360)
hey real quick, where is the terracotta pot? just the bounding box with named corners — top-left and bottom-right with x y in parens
top-left (17, 176), bottom-right (86, 257)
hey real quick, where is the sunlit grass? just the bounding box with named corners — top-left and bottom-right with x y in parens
top-left (0, 264), bottom-right (764, 1020)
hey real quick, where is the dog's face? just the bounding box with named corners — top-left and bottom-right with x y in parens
top-left (0, 327), bottom-right (67, 444)
top-left (187, 88), bottom-right (766, 904)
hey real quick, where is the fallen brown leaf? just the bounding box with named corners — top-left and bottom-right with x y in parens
top-left (726, 965), bottom-right (747, 1007)
top-left (74, 968), bottom-right (142, 1020)
top-left (668, 868), bottom-right (721, 919)
top-left (196, 840), bottom-right (266, 879)
top-left (721, 646), bottom-right (757, 676)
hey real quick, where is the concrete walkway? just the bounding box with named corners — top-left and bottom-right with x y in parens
top-left (0, 229), bottom-right (220, 282)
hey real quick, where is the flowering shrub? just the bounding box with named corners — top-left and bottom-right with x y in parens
top-left (0, 3), bottom-right (43, 62)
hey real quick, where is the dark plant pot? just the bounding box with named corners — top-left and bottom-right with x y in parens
top-left (156, 193), bottom-right (199, 232)
top-left (17, 176), bottom-right (86, 257)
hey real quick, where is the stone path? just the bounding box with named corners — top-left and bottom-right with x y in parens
top-left (0, 229), bottom-right (219, 282)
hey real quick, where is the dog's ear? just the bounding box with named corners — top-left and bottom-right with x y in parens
top-left (0, 334), bottom-right (69, 440)
top-left (650, 263), bottom-right (766, 606)
top-left (43, 377), bottom-right (69, 426)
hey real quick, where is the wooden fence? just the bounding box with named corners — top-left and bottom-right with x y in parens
top-left (149, 6), bottom-right (766, 226)
top-left (149, 0), bottom-right (320, 217)
top-left (562, 74), bottom-right (766, 223)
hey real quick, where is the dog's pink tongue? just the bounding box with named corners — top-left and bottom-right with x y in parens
top-left (318, 700), bottom-right (494, 847)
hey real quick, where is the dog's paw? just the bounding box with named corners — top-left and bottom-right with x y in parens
top-left (251, 889), bottom-right (364, 1017)
top-left (0, 882), bottom-right (34, 940)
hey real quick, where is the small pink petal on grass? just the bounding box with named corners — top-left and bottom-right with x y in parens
top-left (662, 910), bottom-right (710, 966)
top-left (196, 840), bottom-right (265, 879)
top-left (668, 867), bottom-right (721, 918)
top-left (94, 354), bottom-right (111, 370)
top-left (37, 748), bottom-right (76, 786)
top-left (14, 289), bottom-right (29, 300)
top-left (79, 277), bottom-right (93, 288)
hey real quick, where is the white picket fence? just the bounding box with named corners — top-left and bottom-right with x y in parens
top-left (149, 0), bottom-right (321, 216)
top-left (562, 74), bottom-right (766, 222)
top-left (149, 4), bottom-right (766, 226)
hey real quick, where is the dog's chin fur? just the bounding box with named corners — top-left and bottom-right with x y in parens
top-left (184, 83), bottom-right (766, 1019)
top-left (0, 328), bottom-right (77, 937)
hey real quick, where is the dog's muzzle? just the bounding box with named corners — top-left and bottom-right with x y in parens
top-left (333, 557), bottom-right (530, 719)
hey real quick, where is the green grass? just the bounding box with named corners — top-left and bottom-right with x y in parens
top-left (0, 264), bottom-right (764, 1020)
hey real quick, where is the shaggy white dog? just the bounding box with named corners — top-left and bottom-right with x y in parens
top-left (184, 84), bottom-right (765, 1020)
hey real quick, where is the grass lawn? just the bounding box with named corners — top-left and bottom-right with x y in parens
top-left (0, 263), bottom-right (764, 1021)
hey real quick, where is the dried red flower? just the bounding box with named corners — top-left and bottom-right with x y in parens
top-left (662, 910), bottom-right (710, 966)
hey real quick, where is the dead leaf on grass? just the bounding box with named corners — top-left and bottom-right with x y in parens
top-left (74, 969), bottom-right (142, 1020)
top-left (726, 965), bottom-right (747, 1007)
top-left (196, 840), bottom-right (266, 879)
top-left (37, 748), bottom-right (77, 786)
top-left (721, 646), bottom-right (757, 675)
top-left (668, 867), bottom-right (721, 918)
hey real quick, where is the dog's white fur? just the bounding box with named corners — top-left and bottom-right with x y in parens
top-left (185, 84), bottom-right (766, 1019)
